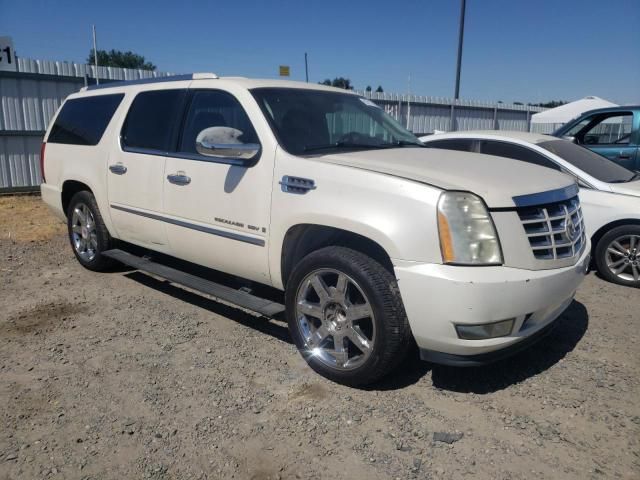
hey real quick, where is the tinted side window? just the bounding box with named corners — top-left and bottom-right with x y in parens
top-left (122, 90), bottom-right (186, 151)
top-left (582, 113), bottom-right (633, 145)
top-left (424, 139), bottom-right (474, 152)
top-left (48, 94), bottom-right (124, 145)
top-left (479, 140), bottom-right (561, 171)
top-left (179, 90), bottom-right (259, 154)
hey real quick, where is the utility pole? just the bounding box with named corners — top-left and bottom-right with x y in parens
top-left (304, 52), bottom-right (309, 82)
top-left (92, 25), bottom-right (99, 85)
top-left (454, 0), bottom-right (466, 99)
top-left (406, 73), bottom-right (411, 130)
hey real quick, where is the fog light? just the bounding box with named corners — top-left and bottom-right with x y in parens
top-left (455, 318), bottom-right (515, 340)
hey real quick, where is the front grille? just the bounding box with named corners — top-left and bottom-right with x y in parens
top-left (517, 196), bottom-right (586, 261)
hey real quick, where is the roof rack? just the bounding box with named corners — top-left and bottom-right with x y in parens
top-left (84, 72), bottom-right (218, 91)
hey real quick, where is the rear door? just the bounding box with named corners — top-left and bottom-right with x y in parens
top-left (161, 88), bottom-right (274, 284)
top-left (107, 89), bottom-right (187, 249)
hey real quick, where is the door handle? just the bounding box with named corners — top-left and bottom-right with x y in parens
top-left (109, 163), bottom-right (127, 175)
top-left (167, 172), bottom-right (191, 185)
top-left (618, 153), bottom-right (631, 159)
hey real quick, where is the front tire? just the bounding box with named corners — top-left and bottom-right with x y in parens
top-left (594, 225), bottom-right (640, 288)
top-left (66, 191), bottom-right (116, 272)
top-left (285, 246), bottom-right (411, 386)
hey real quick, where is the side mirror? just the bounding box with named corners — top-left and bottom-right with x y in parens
top-left (195, 127), bottom-right (260, 161)
top-left (562, 135), bottom-right (576, 143)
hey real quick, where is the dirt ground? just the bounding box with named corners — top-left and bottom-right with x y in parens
top-left (0, 195), bottom-right (638, 480)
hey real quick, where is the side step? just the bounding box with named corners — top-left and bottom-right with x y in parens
top-left (102, 249), bottom-right (285, 317)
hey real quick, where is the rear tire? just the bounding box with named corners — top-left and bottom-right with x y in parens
top-left (285, 246), bottom-right (411, 386)
top-left (66, 191), bottom-right (116, 272)
top-left (594, 225), bottom-right (640, 288)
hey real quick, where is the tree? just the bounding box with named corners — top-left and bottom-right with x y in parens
top-left (318, 77), bottom-right (353, 90)
top-left (375, 85), bottom-right (384, 93)
top-left (513, 101), bottom-right (523, 105)
top-left (366, 85), bottom-right (372, 92)
top-left (87, 49), bottom-right (156, 70)
top-left (531, 100), bottom-right (567, 108)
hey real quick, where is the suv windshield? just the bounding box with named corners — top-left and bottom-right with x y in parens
top-left (538, 140), bottom-right (636, 183)
top-left (251, 88), bottom-right (423, 155)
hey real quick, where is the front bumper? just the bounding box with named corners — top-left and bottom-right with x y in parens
top-left (393, 247), bottom-right (590, 365)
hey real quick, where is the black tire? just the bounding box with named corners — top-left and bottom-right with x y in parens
top-left (66, 191), bottom-right (116, 272)
top-left (285, 246), bottom-right (412, 386)
top-left (594, 225), bottom-right (640, 288)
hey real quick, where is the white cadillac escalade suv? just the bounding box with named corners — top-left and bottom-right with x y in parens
top-left (40, 74), bottom-right (590, 385)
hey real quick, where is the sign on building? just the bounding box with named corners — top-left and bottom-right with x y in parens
top-left (0, 36), bottom-right (17, 72)
top-left (279, 65), bottom-right (290, 77)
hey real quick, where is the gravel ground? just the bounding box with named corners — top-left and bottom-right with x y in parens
top-left (0, 197), bottom-right (639, 479)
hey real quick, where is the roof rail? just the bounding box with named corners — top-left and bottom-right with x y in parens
top-left (84, 72), bottom-right (218, 91)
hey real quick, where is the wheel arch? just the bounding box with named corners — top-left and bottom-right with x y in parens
top-left (61, 180), bottom-right (94, 217)
top-left (591, 218), bottom-right (640, 253)
top-left (279, 223), bottom-right (395, 289)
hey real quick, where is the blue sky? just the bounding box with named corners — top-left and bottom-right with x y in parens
top-left (2, 0), bottom-right (639, 104)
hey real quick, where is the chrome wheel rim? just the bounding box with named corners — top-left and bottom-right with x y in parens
top-left (295, 269), bottom-right (376, 371)
top-left (70, 203), bottom-right (98, 262)
top-left (605, 234), bottom-right (640, 282)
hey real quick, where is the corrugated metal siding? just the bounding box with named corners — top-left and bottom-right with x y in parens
top-left (530, 122), bottom-right (563, 134)
top-left (0, 135), bottom-right (42, 188)
top-left (1, 57), bottom-right (547, 190)
top-left (0, 76), bottom-right (79, 131)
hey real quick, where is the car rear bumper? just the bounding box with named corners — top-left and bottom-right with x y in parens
top-left (393, 247), bottom-right (590, 364)
top-left (41, 183), bottom-right (66, 221)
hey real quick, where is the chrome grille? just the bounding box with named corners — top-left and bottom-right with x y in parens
top-left (517, 196), bottom-right (586, 261)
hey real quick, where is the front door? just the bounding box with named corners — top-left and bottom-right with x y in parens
top-left (162, 89), bottom-right (274, 284)
top-left (107, 88), bottom-right (187, 250)
top-left (574, 111), bottom-right (639, 170)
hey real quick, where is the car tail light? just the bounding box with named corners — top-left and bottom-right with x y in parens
top-left (40, 142), bottom-right (46, 183)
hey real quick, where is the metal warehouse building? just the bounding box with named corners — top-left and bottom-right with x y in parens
top-left (0, 57), bottom-right (544, 192)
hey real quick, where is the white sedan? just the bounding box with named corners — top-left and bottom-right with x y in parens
top-left (420, 131), bottom-right (640, 288)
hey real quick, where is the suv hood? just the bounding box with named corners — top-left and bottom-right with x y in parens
top-left (315, 148), bottom-right (575, 208)
top-left (609, 179), bottom-right (640, 197)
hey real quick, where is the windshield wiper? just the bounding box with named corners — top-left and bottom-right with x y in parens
top-left (304, 142), bottom-right (392, 152)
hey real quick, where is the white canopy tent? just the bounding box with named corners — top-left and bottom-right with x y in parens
top-left (530, 96), bottom-right (618, 133)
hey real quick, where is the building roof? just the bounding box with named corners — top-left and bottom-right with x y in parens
top-left (530, 96), bottom-right (618, 124)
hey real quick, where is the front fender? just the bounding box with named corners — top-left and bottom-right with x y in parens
top-left (269, 154), bottom-right (443, 289)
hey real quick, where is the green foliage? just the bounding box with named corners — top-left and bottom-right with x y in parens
top-left (375, 86), bottom-right (384, 93)
top-left (87, 49), bottom-right (156, 70)
top-left (366, 85), bottom-right (372, 92)
top-left (318, 77), bottom-right (353, 90)
top-left (530, 100), bottom-right (568, 108)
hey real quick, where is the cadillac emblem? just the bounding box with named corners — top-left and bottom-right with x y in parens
top-left (565, 215), bottom-right (578, 241)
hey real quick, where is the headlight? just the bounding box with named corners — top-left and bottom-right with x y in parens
top-left (437, 191), bottom-right (503, 265)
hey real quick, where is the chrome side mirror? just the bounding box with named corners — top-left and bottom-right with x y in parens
top-left (562, 135), bottom-right (576, 143)
top-left (195, 127), bottom-right (260, 160)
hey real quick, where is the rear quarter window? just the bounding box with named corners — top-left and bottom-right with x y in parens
top-left (48, 94), bottom-right (124, 145)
